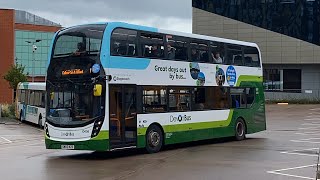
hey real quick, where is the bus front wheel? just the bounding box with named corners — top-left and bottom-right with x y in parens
top-left (38, 115), bottom-right (43, 129)
top-left (235, 118), bottom-right (246, 141)
top-left (145, 124), bottom-right (163, 154)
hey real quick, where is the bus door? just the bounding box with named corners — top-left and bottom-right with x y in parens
top-left (109, 85), bottom-right (137, 148)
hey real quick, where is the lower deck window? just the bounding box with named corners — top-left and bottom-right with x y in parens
top-left (141, 86), bottom-right (257, 113)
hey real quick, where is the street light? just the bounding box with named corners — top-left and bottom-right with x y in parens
top-left (25, 39), bottom-right (41, 82)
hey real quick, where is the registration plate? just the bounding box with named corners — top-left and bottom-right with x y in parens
top-left (61, 145), bottom-right (75, 150)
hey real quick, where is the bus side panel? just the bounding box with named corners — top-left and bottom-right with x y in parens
top-left (238, 81), bottom-right (266, 134)
top-left (137, 110), bottom-right (235, 147)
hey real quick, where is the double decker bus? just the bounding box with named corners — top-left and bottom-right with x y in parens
top-left (45, 22), bottom-right (266, 153)
top-left (16, 82), bottom-right (46, 128)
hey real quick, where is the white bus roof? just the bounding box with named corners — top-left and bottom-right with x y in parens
top-left (17, 82), bottom-right (46, 91)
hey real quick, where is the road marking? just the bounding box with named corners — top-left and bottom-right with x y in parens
top-left (308, 112), bottom-right (320, 115)
top-left (267, 171), bottom-right (314, 179)
top-left (302, 123), bottom-right (320, 126)
top-left (306, 115), bottom-right (320, 118)
top-left (309, 108), bottom-right (320, 111)
top-left (295, 131), bottom-right (320, 135)
top-left (0, 140), bottom-right (44, 150)
top-left (291, 138), bottom-right (320, 143)
top-left (299, 126), bottom-right (320, 130)
top-left (304, 118), bottom-right (320, 121)
top-left (0, 137), bottom-right (12, 143)
top-left (267, 164), bottom-right (316, 180)
top-left (281, 151), bottom-right (318, 157)
top-left (281, 148), bottom-right (319, 157)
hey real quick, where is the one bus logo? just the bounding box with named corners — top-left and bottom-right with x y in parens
top-left (170, 115), bottom-right (192, 123)
top-left (62, 69), bottom-right (84, 75)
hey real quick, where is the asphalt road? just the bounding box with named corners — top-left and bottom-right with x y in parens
top-left (1, 104), bottom-right (320, 180)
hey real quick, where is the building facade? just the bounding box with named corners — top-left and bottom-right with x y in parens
top-left (0, 9), bottom-right (61, 103)
top-left (192, 0), bottom-right (320, 101)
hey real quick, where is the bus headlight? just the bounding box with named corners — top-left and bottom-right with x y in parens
top-left (91, 118), bottom-right (104, 138)
top-left (45, 123), bottom-right (50, 137)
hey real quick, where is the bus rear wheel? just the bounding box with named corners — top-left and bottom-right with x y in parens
top-left (235, 118), bottom-right (246, 141)
top-left (145, 125), bottom-right (163, 154)
top-left (19, 110), bottom-right (24, 122)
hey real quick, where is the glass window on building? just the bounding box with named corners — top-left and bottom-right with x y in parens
top-left (263, 69), bottom-right (282, 91)
top-left (15, 30), bottom-right (55, 76)
top-left (283, 69), bottom-right (301, 93)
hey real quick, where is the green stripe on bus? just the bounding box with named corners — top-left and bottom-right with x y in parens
top-left (91, 130), bottom-right (109, 140)
top-left (137, 110), bottom-right (234, 136)
top-left (236, 75), bottom-right (262, 86)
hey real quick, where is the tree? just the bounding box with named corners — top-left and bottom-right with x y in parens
top-left (3, 63), bottom-right (28, 90)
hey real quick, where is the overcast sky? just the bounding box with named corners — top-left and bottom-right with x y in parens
top-left (0, 0), bottom-right (192, 33)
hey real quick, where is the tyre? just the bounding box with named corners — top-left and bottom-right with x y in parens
top-left (235, 118), bottom-right (246, 141)
top-left (145, 124), bottom-right (163, 153)
top-left (38, 115), bottom-right (43, 129)
top-left (19, 110), bottom-right (24, 122)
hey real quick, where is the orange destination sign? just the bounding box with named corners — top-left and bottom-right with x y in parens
top-left (62, 69), bottom-right (84, 75)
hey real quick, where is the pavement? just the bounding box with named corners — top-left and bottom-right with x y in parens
top-left (0, 117), bottom-right (21, 125)
top-left (0, 104), bottom-right (320, 180)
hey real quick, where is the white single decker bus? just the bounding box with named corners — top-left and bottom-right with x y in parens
top-left (16, 82), bottom-right (46, 128)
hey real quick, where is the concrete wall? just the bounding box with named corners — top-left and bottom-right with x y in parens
top-left (193, 8), bottom-right (320, 101)
top-left (193, 8), bottom-right (320, 65)
top-left (264, 64), bottom-right (320, 101)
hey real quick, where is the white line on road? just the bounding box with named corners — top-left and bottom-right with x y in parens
top-left (0, 137), bottom-right (12, 143)
top-left (309, 108), bottom-right (320, 111)
top-left (299, 126), bottom-right (320, 130)
top-left (269, 164), bottom-right (316, 172)
top-left (292, 137), bottom-right (320, 141)
top-left (302, 123), bottom-right (320, 126)
top-left (291, 140), bottom-right (320, 143)
top-left (304, 118), bottom-right (320, 121)
top-left (308, 112), bottom-right (320, 115)
top-left (281, 148), bottom-right (319, 157)
top-left (267, 164), bottom-right (316, 180)
top-left (0, 141), bottom-right (44, 150)
top-left (281, 151), bottom-right (318, 157)
top-left (267, 171), bottom-right (313, 180)
top-left (295, 131), bottom-right (320, 135)
top-left (306, 115), bottom-right (320, 118)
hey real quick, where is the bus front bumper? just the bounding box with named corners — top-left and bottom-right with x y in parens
top-left (45, 137), bottom-right (109, 151)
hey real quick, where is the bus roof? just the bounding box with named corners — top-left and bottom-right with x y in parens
top-left (17, 82), bottom-right (46, 91)
top-left (60, 22), bottom-right (259, 49)
top-left (108, 22), bottom-right (259, 48)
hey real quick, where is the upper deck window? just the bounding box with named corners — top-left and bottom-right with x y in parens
top-left (111, 28), bottom-right (138, 57)
top-left (53, 24), bottom-right (106, 58)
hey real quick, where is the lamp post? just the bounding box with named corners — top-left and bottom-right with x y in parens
top-left (25, 39), bottom-right (41, 82)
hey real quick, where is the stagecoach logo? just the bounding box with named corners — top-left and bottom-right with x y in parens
top-left (113, 76), bottom-right (130, 81)
top-left (62, 69), bottom-right (84, 75)
top-left (170, 115), bottom-right (191, 123)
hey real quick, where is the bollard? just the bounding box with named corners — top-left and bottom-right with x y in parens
top-left (317, 148), bottom-right (320, 180)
